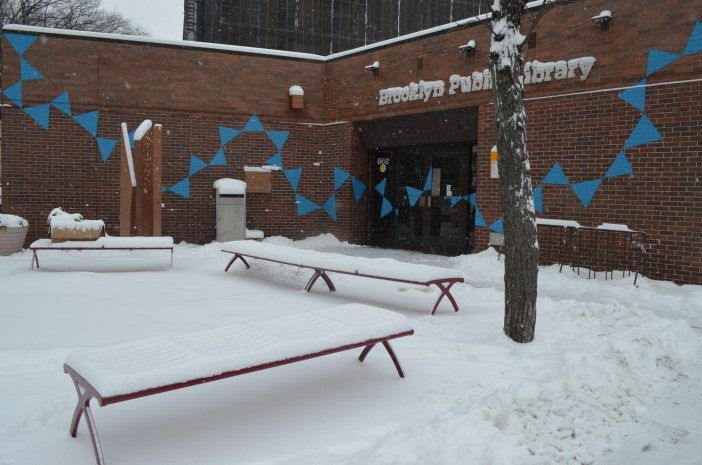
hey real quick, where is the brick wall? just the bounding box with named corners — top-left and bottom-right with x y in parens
top-left (1, 0), bottom-right (700, 283)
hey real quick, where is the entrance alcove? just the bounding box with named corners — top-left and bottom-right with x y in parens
top-left (355, 107), bottom-right (478, 255)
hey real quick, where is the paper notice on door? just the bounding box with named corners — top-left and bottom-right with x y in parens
top-left (432, 168), bottom-right (441, 196)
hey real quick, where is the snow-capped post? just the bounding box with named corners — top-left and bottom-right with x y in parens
top-left (119, 120), bottom-right (163, 237)
top-left (488, 0), bottom-right (546, 343)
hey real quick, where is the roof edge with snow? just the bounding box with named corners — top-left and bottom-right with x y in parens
top-left (1, 1), bottom-right (551, 62)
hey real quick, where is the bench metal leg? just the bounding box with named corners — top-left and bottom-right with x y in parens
top-left (225, 253), bottom-right (250, 272)
top-left (67, 372), bottom-right (105, 465)
top-left (305, 269), bottom-right (336, 292)
top-left (30, 250), bottom-right (39, 270)
top-left (431, 281), bottom-right (459, 315)
top-left (358, 340), bottom-right (405, 378)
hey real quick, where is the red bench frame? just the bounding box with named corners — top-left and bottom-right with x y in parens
top-left (29, 244), bottom-right (174, 270)
top-left (64, 330), bottom-right (412, 465)
top-left (223, 250), bottom-right (464, 315)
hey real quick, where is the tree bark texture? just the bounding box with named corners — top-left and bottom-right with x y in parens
top-left (489, 0), bottom-right (539, 343)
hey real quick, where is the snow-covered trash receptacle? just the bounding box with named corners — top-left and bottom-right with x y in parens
top-left (0, 214), bottom-right (29, 255)
top-left (48, 208), bottom-right (105, 243)
top-left (214, 179), bottom-right (246, 242)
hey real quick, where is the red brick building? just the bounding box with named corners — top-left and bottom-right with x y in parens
top-left (1, 0), bottom-right (700, 283)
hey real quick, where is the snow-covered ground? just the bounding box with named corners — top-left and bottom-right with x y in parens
top-left (0, 234), bottom-right (700, 465)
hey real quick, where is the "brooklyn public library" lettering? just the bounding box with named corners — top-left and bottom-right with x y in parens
top-left (378, 56), bottom-right (596, 106)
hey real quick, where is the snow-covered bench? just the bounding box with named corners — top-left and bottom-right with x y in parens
top-left (29, 236), bottom-right (174, 269)
top-left (221, 240), bottom-right (464, 315)
top-left (63, 304), bottom-right (413, 465)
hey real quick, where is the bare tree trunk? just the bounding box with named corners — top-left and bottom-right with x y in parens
top-left (489, 0), bottom-right (539, 343)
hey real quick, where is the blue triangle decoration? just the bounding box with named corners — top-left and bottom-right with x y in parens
top-left (73, 111), bottom-right (99, 137)
top-left (465, 193), bottom-right (477, 206)
top-left (265, 152), bottom-right (283, 168)
top-left (683, 22), bottom-right (702, 55)
top-left (618, 79), bottom-right (646, 112)
top-left (285, 168), bottom-right (302, 191)
top-left (219, 126), bottom-right (240, 145)
top-left (489, 217), bottom-right (504, 235)
top-left (210, 147), bottom-right (227, 166)
top-left (406, 186), bottom-right (424, 206)
top-left (351, 177), bottom-right (366, 202)
top-left (380, 197), bottom-right (393, 218)
top-left (20, 58), bottom-right (43, 81)
top-left (169, 177), bottom-right (191, 199)
top-left (295, 193), bottom-right (320, 216)
top-left (423, 167), bottom-right (433, 192)
top-left (445, 196), bottom-right (463, 207)
top-left (533, 185), bottom-right (543, 214)
top-left (243, 114), bottom-right (265, 132)
top-left (604, 151), bottom-right (633, 179)
top-left (474, 207), bottom-right (488, 228)
top-left (188, 155), bottom-right (207, 176)
top-left (375, 178), bottom-right (387, 195)
top-left (333, 166), bottom-right (351, 190)
top-left (51, 92), bottom-right (72, 115)
top-left (646, 49), bottom-right (680, 76)
top-left (3, 82), bottom-right (23, 108)
top-left (572, 179), bottom-right (602, 207)
top-left (623, 115), bottom-right (662, 149)
top-left (542, 163), bottom-right (570, 185)
top-left (322, 194), bottom-right (337, 221)
top-left (97, 138), bottom-right (118, 162)
top-left (4, 33), bottom-right (38, 56)
top-left (266, 131), bottom-right (289, 150)
top-left (24, 103), bottom-right (50, 130)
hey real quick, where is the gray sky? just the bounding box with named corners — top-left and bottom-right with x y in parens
top-left (101, 0), bottom-right (184, 40)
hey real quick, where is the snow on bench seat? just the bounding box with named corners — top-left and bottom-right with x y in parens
top-left (221, 240), bottom-right (463, 284)
top-left (65, 303), bottom-right (412, 400)
top-left (30, 236), bottom-right (174, 249)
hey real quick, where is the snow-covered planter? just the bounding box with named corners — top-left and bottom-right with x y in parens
top-left (48, 208), bottom-right (104, 243)
top-left (0, 214), bottom-right (29, 256)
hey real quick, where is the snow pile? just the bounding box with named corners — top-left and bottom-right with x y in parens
top-left (0, 213), bottom-right (28, 228)
top-left (213, 178), bottom-right (246, 195)
top-left (289, 85), bottom-right (304, 96)
top-left (481, 305), bottom-right (701, 465)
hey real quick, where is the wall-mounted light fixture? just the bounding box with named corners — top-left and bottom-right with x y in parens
top-left (365, 60), bottom-right (380, 75)
top-left (591, 10), bottom-right (612, 30)
top-left (289, 85), bottom-right (304, 109)
top-left (458, 39), bottom-right (476, 57)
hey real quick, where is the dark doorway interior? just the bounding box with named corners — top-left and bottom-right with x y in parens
top-left (369, 143), bottom-right (477, 255)
top-left (358, 107), bottom-right (479, 256)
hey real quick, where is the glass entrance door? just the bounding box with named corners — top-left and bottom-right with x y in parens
top-left (428, 149), bottom-right (470, 255)
top-left (397, 148), bottom-right (428, 250)
top-left (369, 143), bottom-right (475, 255)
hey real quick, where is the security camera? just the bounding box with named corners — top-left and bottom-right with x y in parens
top-left (365, 60), bottom-right (380, 75)
top-left (458, 39), bottom-right (476, 56)
top-left (591, 10), bottom-right (612, 30)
